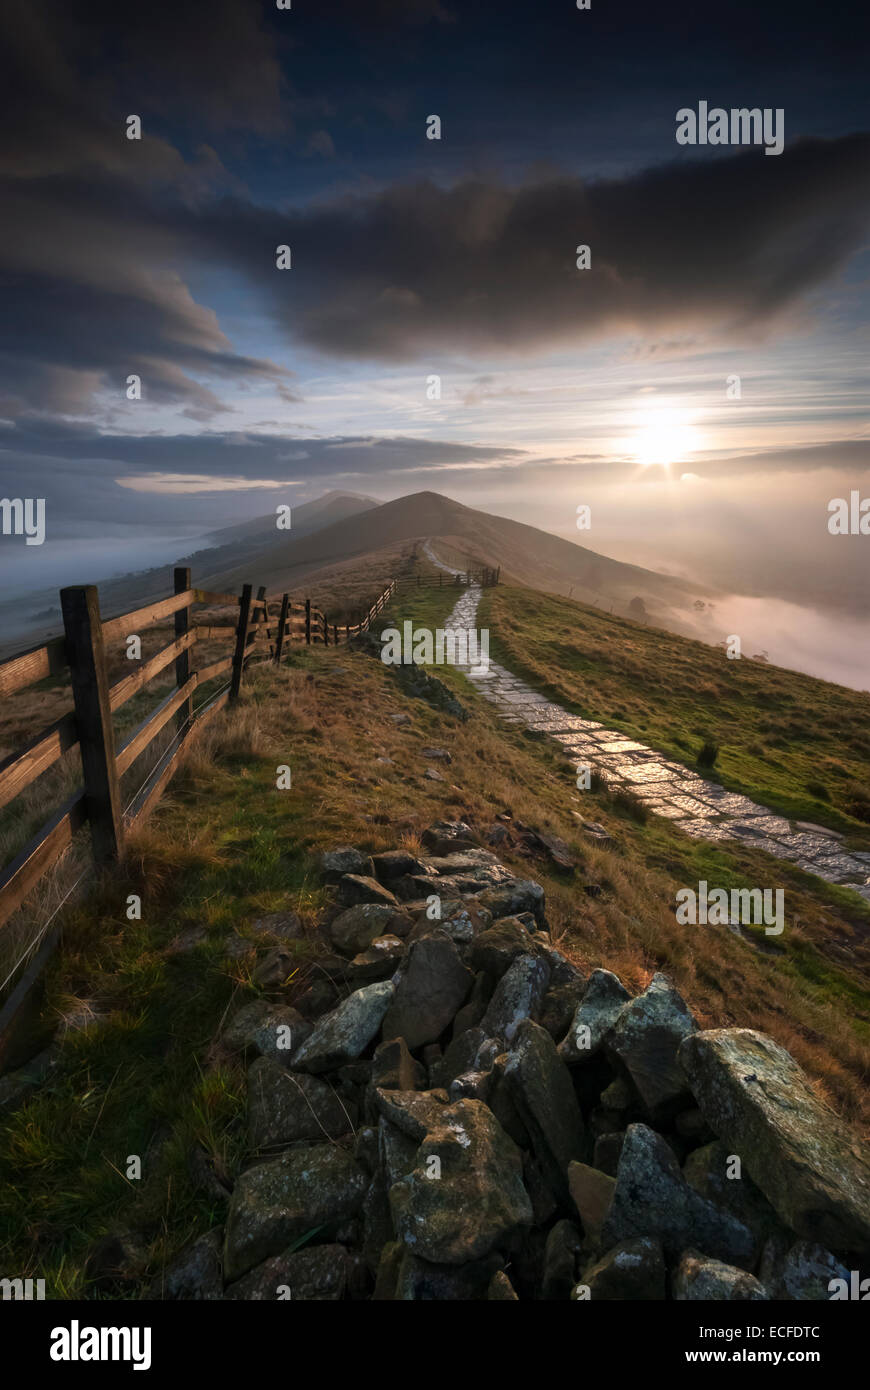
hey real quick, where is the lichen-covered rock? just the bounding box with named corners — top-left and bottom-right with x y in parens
top-left (222, 1000), bottom-right (311, 1063)
top-left (378, 1116), bottom-right (420, 1187)
top-left (482, 953), bottom-right (550, 1044)
top-left (330, 902), bottom-right (410, 955)
top-left (321, 847), bottom-right (375, 882)
top-left (436, 899), bottom-right (493, 946)
top-left (224, 1145), bottom-right (367, 1281)
top-left (394, 1250), bottom-right (502, 1300)
top-left (606, 973), bottom-right (696, 1113)
top-left (448, 1068), bottom-right (494, 1104)
top-left (337, 874), bottom-right (399, 909)
top-left (291, 981), bottom-right (394, 1073)
top-left (421, 821), bottom-right (477, 856)
top-left (348, 935), bottom-right (405, 982)
top-left (683, 1139), bottom-right (783, 1247)
top-left (539, 980), bottom-right (587, 1041)
top-left (679, 1029), bottom-right (870, 1253)
top-left (388, 1097), bottom-right (533, 1265)
top-left (476, 879), bottom-right (546, 928)
top-left (157, 1229), bottom-right (223, 1300)
top-left (573, 1237), bottom-right (666, 1300)
top-left (225, 1243), bottom-right (349, 1300)
top-left (759, 1238), bottom-right (851, 1300)
top-left (372, 849), bottom-right (428, 881)
top-left (470, 917), bottom-right (540, 978)
top-left (600, 1124), bottom-right (755, 1266)
top-left (429, 1027), bottom-right (487, 1091)
top-left (672, 1250), bottom-right (768, 1301)
top-left (247, 1058), bottom-right (354, 1149)
top-left (381, 934), bottom-right (472, 1048)
top-left (559, 968), bottom-right (630, 1064)
top-left (373, 1087), bottom-right (450, 1143)
top-left (504, 1020), bottom-right (585, 1204)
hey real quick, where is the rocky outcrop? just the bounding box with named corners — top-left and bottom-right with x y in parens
top-left (169, 827), bottom-right (870, 1301)
top-left (679, 1029), bottom-right (870, 1253)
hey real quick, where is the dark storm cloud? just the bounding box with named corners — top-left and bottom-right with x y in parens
top-left (0, 422), bottom-right (526, 532)
top-left (211, 135), bottom-right (870, 360)
top-left (7, 132), bottom-right (865, 418)
top-left (0, 1), bottom-right (295, 414)
top-left (2, 0), bottom-right (868, 421)
top-left (0, 0), bottom-right (286, 160)
top-left (0, 156), bottom-right (298, 414)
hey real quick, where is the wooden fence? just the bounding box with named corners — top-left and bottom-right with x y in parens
top-left (0, 570), bottom-right (396, 1055)
top-left (393, 567), bottom-right (500, 591)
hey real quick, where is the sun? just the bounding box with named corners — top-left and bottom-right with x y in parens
top-left (632, 406), bottom-right (698, 469)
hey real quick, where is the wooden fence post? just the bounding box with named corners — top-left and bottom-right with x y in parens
top-left (60, 585), bottom-right (124, 865)
top-left (333, 623), bottom-right (338, 645)
top-left (305, 599), bottom-right (311, 645)
top-left (174, 567), bottom-right (193, 733)
top-left (255, 585), bottom-right (270, 657)
top-left (275, 593), bottom-right (289, 665)
top-left (231, 584), bottom-right (253, 699)
top-left (323, 613), bottom-right (329, 646)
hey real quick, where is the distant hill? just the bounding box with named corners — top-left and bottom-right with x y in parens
top-left (0, 489), bottom-right (717, 656)
top-left (201, 491), bottom-right (379, 547)
top-left (190, 490), bottom-right (715, 631)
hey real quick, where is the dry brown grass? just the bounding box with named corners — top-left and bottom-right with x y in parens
top-left (5, 624), bottom-right (870, 1128)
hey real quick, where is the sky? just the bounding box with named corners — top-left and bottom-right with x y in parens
top-left (0, 0), bottom-right (868, 640)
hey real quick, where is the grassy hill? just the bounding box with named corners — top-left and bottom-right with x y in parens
top-left (201, 491), bottom-right (713, 624)
top-left (0, 578), bottom-right (868, 1295)
top-left (0, 490), bottom-right (721, 665)
top-left (480, 584), bottom-right (870, 843)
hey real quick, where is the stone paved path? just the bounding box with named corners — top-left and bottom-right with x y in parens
top-left (424, 543), bottom-right (870, 902)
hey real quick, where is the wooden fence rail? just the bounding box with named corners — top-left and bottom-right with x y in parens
top-left (0, 569), bottom-right (398, 1052)
top-left (393, 567), bottom-right (500, 590)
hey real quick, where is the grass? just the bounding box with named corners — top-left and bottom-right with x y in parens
top-left (1, 576), bottom-right (869, 1297)
top-left (479, 584), bottom-right (870, 845)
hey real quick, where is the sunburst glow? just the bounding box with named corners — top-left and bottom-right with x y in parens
top-left (632, 407), bottom-right (699, 469)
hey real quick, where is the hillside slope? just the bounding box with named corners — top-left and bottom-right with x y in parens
top-left (1, 587), bottom-right (867, 1297)
top-left (201, 490), bottom-right (714, 624)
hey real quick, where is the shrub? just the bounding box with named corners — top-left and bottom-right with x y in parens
top-left (805, 780), bottom-right (830, 802)
top-left (697, 737), bottom-right (719, 768)
top-left (845, 782), bottom-right (870, 824)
